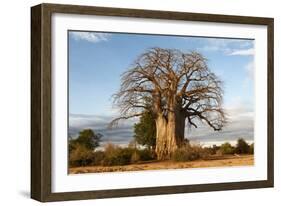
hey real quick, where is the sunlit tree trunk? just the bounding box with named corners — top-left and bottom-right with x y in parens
top-left (155, 106), bottom-right (186, 160)
top-left (155, 114), bottom-right (168, 160)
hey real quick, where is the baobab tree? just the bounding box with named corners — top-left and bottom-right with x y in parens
top-left (110, 48), bottom-right (226, 160)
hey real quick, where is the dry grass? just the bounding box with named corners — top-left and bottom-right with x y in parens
top-left (69, 154), bottom-right (254, 174)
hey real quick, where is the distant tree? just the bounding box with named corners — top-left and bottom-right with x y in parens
top-left (235, 138), bottom-right (250, 154)
top-left (134, 110), bottom-right (156, 150)
top-left (219, 142), bottom-right (235, 155)
top-left (74, 129), bottom-right (102, 151)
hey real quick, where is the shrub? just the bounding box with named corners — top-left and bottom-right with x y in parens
top-left (90, 151), bottom-right (106, 166)
top-left (211, 144), bottom-right (220, 155)
top-left (103, 144), bottom-right (134, 166)
top-left (219, 142), bottom-right (235, 155)
top-left (69, 144), bottom-right (93, 167)
top-left (102, 143), bottom-right (156, 166)
top-left (138, 148), bottom-right (155, 161)
top-left (68, 139), bottom-right (77, 154)
top-left (130, 151), bottom-right (141, 163)
top-left (249, 143), bottom-right (254, 154)
top-left (235, 138), bottom-right (250, 154)
top-left (172, 147), bottom-right (198, 162)
top-left (115, 148), bottom-right (134, 165)
top-left (172, 144), bottom-right (208, 162)
top-left (103, 142), bottom-right (118, 156)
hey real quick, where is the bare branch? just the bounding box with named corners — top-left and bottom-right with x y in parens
top-left (111, 47), bottom-right (226, 131)
top-left (108, 113), bottom-right (144, 128)
top-left (187, 116), bottom-right (198, 128)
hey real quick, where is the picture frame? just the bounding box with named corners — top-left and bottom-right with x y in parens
top-left (31, 3), bottom-right (274, 202)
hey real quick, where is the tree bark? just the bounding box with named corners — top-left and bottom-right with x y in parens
top-left (155, 108), bottom-right (186, 160)
top-left (174, 108), bottom-right (186, 147)
top-left (155, 114), bottom-right (168, 160)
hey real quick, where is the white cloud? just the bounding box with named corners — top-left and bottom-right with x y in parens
top-left (226, 105), bottom-right (254, 121)
top-left (228, 48), bottom-right (254, 56)
top-left (199, 39), bottom-right (230, 52)
top-left (198, 38), bottom-right (254, 56)
top-left (71, 32), bottom-right (110, 43)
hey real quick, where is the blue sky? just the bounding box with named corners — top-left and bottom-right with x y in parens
top-left (68, 31), bottom-right (254, 145)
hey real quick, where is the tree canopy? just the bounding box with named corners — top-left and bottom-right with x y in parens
top-left (72, 129), bottom-right (102, 151)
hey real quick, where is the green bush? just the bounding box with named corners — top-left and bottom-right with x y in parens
top-left (235, 138), bottom-right (250, 154)
top-left (138, 148), bottom-right (155, 161)
top-left (172, 144), bottom-right (208, 162)
top-left (219, 142), bottom-right (235, 155)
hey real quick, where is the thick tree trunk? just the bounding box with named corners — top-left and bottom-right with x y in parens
top-left (166, 109), bottom-right (186, 155)
top-left (155, 109), bottom-right (186, 160)
top-left (174, 108), bottom-right (186, 147)
top-left (155, 114), bottom-right (168, 160)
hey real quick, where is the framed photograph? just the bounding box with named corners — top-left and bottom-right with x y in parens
top-left (31, 3), bottom-right (274, 202)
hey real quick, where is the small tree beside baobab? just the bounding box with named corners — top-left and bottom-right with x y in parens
top-left (110, 48), bottom-right (226, 160)
top-left (134, 109), bottom-right (156, 151)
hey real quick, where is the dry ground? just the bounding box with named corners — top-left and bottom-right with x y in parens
top-left (69, 154), bottom-right (254, 174)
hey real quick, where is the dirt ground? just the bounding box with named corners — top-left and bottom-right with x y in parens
top-left (69, 154), bottom-right (254, 174)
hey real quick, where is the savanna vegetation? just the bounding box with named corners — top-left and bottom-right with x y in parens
top-left (69, 127), bottom-right (254, 169)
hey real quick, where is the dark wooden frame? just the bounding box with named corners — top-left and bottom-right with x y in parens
top-left (31, 3), bottom-right (274, 202)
